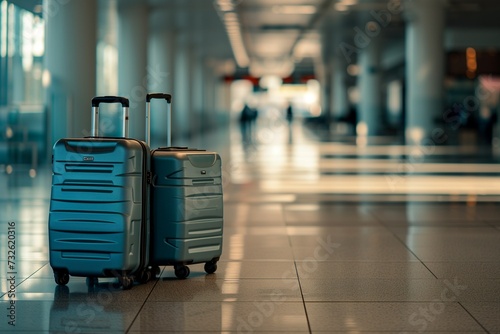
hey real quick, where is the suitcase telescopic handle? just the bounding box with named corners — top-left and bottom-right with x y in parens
top-left (145, 93), bottom-right (172, 147)
top-left (91, 96), bottom-right (129, 107)
top-left (91, 96), bottom-right (130, 138)
top-left (146, 93), bottom-right (171, 103)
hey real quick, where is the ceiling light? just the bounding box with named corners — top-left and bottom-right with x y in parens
top-left (250, 58), bottom-right (294, 78)
top-left (217, 6), bottom-right (249, 68)
top-left (272, 5), bottom-right (317, 14)
top-left (224, 12), bottom-right (237, 20)
top-left (219, 4), bottom-right (233, 11)
top-left (334, 3), bottom-right (348, 11)
top-left (217, 0), bottom-right (234, 12)
top-left (340, 0), bottom-right (358, 5)
top-left (347, 64), bottom-right (359, 76)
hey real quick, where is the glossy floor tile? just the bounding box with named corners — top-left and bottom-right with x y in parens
top-left (305, 302), bottom-right (485, 332)
top-left (129, 301), bottom-right (309, 332)
top-left (1, 122), bottom-right (500, 332)
top-left (460, 302), bottom-right (500, 333)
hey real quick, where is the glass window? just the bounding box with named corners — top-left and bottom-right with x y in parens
top-left (0, 0), bottom-right (46, 173)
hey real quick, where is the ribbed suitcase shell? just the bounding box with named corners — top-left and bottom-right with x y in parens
top-left (150, 148), bottom-right (223, 267)
top-left (49, 137), bottom-right (150, 278)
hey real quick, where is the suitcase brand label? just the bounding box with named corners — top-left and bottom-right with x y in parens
top-left (83, 156), bottom-right (95, 161)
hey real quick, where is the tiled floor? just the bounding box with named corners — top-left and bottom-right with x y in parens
top-left (1, 120), bottom-right (500, 333)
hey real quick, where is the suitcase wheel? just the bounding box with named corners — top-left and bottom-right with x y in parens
top-left (54, 271), bottom-right (70, 286)
top-left (86, 277), bottom-right (98, 287)
top-left (153, 266), bottom-right (161, 277)
top-left (174, 265), bottom-right (190, 279)
top-left (204, 261), bottom-right (218, 274)
top-left (137, 269), bottom-right (152, 284)
top-left (120, 276), bottom-right (133, 290)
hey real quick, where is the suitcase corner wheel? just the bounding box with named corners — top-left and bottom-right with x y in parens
top-left (151, 265), bottom-right (161, 277)
top-left (136, 267), bottom-right (156, 284)
top-left (120, 269), bottom-right (155, 290)
top-left (204, 261), bottom-right (218, 274)
top-left (174, 265), bottom-right (190, 279)
top-left (86, 276), bottom-right (99, 287)
top-left (173, 260), bottom-right (219, 279)
top-left (53, 271), bottom-right (141, 290)
top-left (54, 270), bottom-right (70, 286)
top-left (53, 269), bottom-right (156, 290)
top-left (119, 276), bottom-right (134, 290)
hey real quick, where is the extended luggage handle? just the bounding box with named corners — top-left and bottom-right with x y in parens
top-left (91, 96), bottom-right (130, 138)
top-left (146, 93), bottom-right (171, 103)
top-left (145, 93), bottom-right (172, 147)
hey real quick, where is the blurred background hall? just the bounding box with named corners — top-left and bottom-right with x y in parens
top-left (1, 0), bottom-right (500, 333)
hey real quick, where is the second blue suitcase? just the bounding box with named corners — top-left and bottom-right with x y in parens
top-left (146, 93), bottom-right (223, 279)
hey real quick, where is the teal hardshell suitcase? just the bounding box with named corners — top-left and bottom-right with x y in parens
top-left (48, 96), bottom-right (152, 289)
top-left (147, 94), bottom-right (223, 279)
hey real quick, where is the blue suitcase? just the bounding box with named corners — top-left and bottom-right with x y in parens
top-left (146, 93), bottom-right (223, 279)
top-left (48, 96), bottom-right (152, 289)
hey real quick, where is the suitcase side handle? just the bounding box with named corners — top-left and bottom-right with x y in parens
top-left (91, 96), bottom-right (130, 138)
top-left (145, 93), bottom-right (172, 147)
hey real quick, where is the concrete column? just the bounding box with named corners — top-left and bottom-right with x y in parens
top-left (148, 27), bottom-right (175, 148)
top-left (405, 0), bottom-right (445, 145)
top-left (44, 0), bottom-right (97, 143)
top-left (358, 36), bottom-right (383, 136)
top-left (216, 79), bottom-right (231, 126)
top-left (96, 0), bottom-right (118, 96)
top-left (332, 57), bottom-right (349, 119)
top-left (196, 55), bottom-right (206, 135)
top-left (188, 42), bottom-right (204, 137)
top-left (172, 32), bottom-right (190, 143)
top-left (203, 65), bottom-right (217, 131)
top-left (118, 2), bottom-right (148, 140)
top-left (320, 29), bottom-right (333, 122)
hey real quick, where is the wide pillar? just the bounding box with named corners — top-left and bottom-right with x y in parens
top-left (96, 0), bottom-right (118, 96)
top-left (44, 0), bottom-right (97, 143)
top-left (358, 36), bottom-right (383, 136)
top-left (332, 56), bottom-right (349, 120)
top-left (319, 28), bottom-right (333, 122)
top-left (203, 65), bottom-right (217, 131)
top-left (148, 25), bottom-right (175, 148)
top-left (188, 41), bottom-right (204, 137)
top-left (405, 0), bottom-right (445, 145)
top-left (172, 32), bottom-right (190, 143)
top-left (118, 2), bottom-right (148, 140)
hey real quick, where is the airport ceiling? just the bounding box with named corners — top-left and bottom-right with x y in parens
top-left (9, 0), bottom-right (500, 77)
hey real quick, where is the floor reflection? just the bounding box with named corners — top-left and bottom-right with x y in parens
top-left (50, 284), bottom-right (142, 333)
top-left (0, 122), bottom-right (500, 332)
